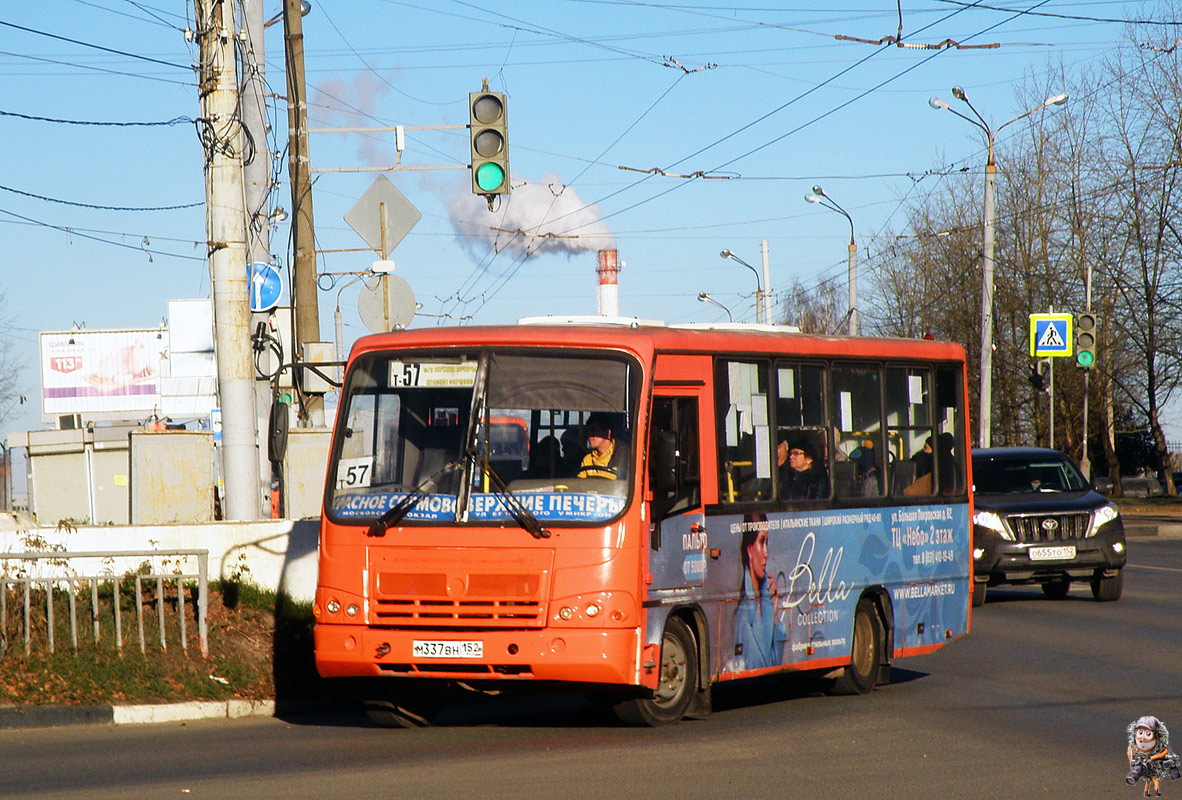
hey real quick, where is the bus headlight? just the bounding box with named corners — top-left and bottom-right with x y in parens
top-left (326, 599), bottom-right (341, 614)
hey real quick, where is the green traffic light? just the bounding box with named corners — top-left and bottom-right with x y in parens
top-left (475, 161), bottom-right (505, 192)
top-left (1077, 350), bottom-right (1095, 368)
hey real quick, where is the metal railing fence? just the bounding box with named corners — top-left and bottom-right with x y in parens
top-left (0, 549), bottom-right (208, 658)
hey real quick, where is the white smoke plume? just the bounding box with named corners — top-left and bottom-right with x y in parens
top-left (312, 72), bottom-right (393, 167)
top-left (448, 174), bottom-right (615, 259)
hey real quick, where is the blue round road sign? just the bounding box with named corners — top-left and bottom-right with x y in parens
top-left (249, 262), bottom-right (283, 312)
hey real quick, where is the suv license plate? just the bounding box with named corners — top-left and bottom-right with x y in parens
top-left (1029, 545), bottom-right (1076, 561)
top-left (413, 640), bottom-right (483, 659)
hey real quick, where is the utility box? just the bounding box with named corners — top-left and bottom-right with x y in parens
top-left (8, 426), bottom-right (132, 526)
top-left (129, 430), bottom-right (216, 524)
top-left (283, 427), bottom-right (331, 520)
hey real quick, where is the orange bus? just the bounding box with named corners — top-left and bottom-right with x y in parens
top-left (315, 320), bottom-right (972, 726)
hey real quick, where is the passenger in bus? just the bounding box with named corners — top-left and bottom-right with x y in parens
top-left (850, 439), bottom-right (883, 494)
top-left (734, 514), bottom-right (785, 670)
top-left (936, 432), bottom-right (961, 494)
top-left (780, 437), bottom-right (829, 499)
top-left (576, 413), bottom-right (628, 480)
top-left (525, 435), bottom-right (563, 479)
top-left (775, 437), bottom-right (793, 490)
top-left (560, 427), bottom-right (586, 477)
top-left (904, 436), bottom-right (935, 495)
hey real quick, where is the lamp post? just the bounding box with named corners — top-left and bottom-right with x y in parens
top-left (804, 186), bottom-right (857, 335)
top-left (929, 87), bottom-right (1067, 447)
top-left (719, 249), bottom-right (764, 323)
top-left (698, 292), bottom-right (733, 322)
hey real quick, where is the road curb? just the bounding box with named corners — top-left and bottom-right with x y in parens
top-left (0, 699), bottom-right (276, 730)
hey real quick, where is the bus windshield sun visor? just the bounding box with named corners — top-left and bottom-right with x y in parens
top-left (486, 353), bottom-right (628, 412)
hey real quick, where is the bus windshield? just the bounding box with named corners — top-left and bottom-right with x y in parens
top-left (328, 349), bottom-right (638, 526)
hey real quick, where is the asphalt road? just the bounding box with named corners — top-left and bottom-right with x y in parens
top-left (1, 539), bottom-right (1178, 800)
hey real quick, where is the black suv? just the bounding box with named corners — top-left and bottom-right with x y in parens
top-left (971, 447), bottom-right (1126, 606)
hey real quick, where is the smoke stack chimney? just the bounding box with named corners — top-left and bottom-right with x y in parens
top-left (596, 249), bottom-right (619, 316)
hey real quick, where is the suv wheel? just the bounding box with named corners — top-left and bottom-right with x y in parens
top-left (1091, 568), bottom-right (1123, 602)
top-left (1041, 578), bottom-right (1070, 600)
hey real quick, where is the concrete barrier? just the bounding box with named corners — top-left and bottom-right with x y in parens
top-left (0, 518), bottom-right (320, 602)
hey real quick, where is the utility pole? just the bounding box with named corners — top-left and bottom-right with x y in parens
top-left (1080, 263), bottom-right (1093, 479)
top-left (760, 239), bottom-right (772, 324)
top-left (197, 0), bottom-right (261, 520)
top-left (239, 0), bottom-right (274, 512)
top-left (979, 160), bottom-right (997, 448)
top-left (283, 0), bottom-right (323, 425)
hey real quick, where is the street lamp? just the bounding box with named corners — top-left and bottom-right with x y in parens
top-left (698, 292), bottom-right (733, 322)
top-left (265, 0), bottom-right (310, 27)
top-left (929, 87), bottom-right (1067, 447)
top-left (719, 249), bottom-right (765, 323)
top-left (804, 185), bottom-right (857, 335)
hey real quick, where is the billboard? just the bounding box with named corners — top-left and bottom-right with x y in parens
top-left (40, 328), bottom-right (167, 423)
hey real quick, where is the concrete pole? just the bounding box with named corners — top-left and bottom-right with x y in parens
top-left (978, 160), bottom-right (998, 448)
top-left (199, 0), bottom-right (261, 520)
top-left (760, 240), bottom-right (772, 324)
top-left (240, 0), bottom-right (274, 511)
top-left (1080, 262), bottom-right (1093, 479)
top-left (847, 241), bottom-right (858, 336)
top-left (283, 0), bottom-right (323, 426)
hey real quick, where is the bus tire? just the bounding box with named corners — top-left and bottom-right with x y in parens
top-left (613, 616), bottom-right (697, 726)
top-left (831, 596), bottom-right (882, 696)
top-left (363, 693), bottom-right (444, 728)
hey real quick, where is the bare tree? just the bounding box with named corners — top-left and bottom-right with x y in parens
top-left (777, 276), bottom-right (847, 334)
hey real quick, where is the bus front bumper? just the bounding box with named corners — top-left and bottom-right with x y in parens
top-left (315, 623), bottom-right (643, 687)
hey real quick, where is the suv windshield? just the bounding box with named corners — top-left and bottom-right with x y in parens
top-left (329, 349), bottom-right (639, 525)
top-left (972, 454), bottom-right (1089, 494)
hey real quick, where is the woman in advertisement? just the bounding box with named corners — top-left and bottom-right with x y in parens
top-left (734, 513), bottom-right (786, 670)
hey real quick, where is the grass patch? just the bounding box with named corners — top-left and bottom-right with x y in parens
top-left (0, 581), bottom-right (330, 707)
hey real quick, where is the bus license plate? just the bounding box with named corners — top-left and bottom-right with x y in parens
top-left (1029, 545), bottom-right (1076, 561)
top-left (413, 640), bottom-right (483, 659)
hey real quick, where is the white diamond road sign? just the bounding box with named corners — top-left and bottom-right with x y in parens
top-left (1029, 313), bottom-right (1073, 357)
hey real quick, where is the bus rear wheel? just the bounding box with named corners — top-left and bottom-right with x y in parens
top-left (613, 617), bottom-right (697, 726)
top-left (831, 597), bottom-right (882, 696)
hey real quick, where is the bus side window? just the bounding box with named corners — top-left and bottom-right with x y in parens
top-left (830, 364), bottom-right (884, 499)
top-left (935, 366), bottom-right (967, 495)
top-left (885, 367), bottom-right (935, 497)
top-left (715, 360), bottom-right (772, 503)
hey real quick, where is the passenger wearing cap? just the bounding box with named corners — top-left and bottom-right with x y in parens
top-left (780, 436), bottom-right (829, 499)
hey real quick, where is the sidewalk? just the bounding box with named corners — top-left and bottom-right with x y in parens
top-left (0, 699), bottom-right (277, 730)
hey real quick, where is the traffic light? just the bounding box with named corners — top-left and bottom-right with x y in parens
top-left (469, 80), bottom-right (509, 203)
top-left (1075, 312), bottom-right (1097, 369)
top-left (1029, 358), bottom-right (1050, 392)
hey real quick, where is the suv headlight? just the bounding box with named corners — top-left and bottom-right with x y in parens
top-left (973, 509), bottom-right (1013, 541)
top-left (1092, 502), bottom-right (1120, 533)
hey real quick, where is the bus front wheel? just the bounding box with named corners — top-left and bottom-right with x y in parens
top-left (831, 596), bottom-right (882, 696)
top-left (613, 616), bottom-right (697, 726)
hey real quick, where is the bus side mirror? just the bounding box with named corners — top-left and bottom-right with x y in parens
top-left (650, 431), bottom-right (678, 494)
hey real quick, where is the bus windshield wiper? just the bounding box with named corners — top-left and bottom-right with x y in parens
top-left (366, 461), bottom-right (461, 537)
top-left (480, 458), bottom-right (551, 540)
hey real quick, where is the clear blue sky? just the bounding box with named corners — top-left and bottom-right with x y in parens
top-left (1, 1), bottom-right (1170, 479)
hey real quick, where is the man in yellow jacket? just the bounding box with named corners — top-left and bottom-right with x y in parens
top-left (576, 413), bottom-right (628, 480)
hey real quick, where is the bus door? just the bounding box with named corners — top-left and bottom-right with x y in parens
top-left (647, 392), bottom-right (705, 591)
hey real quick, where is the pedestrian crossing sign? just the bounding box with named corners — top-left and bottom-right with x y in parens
top-left (1030, 313), bottom-right (1073, 357)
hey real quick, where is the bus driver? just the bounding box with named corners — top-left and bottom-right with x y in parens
top-left (576, 413), bottom-right (628, 480)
